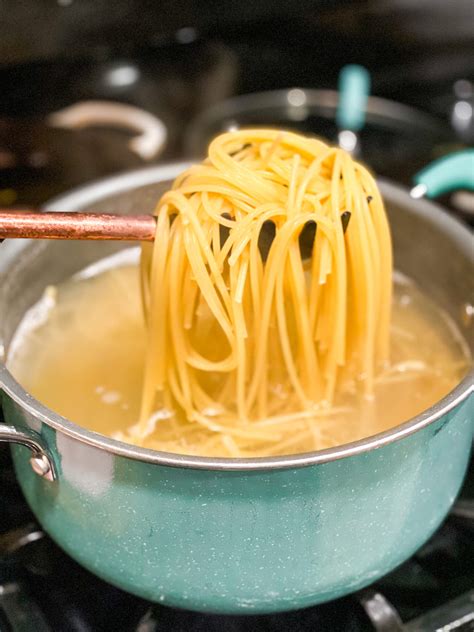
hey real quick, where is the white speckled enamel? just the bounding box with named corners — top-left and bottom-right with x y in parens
top-left (6, 394), bottom-right (473, 614)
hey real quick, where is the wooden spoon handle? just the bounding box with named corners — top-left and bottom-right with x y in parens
top-left (0, 211), bottom-right (156, 241)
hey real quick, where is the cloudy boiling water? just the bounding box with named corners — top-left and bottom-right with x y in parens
top-left (7, 251), bottom-right (470, 456)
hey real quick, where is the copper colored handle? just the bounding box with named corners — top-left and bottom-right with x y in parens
top-left (0, 211), bottom-right (156, 241)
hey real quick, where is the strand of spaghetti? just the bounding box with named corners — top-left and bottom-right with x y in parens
top-left (246, 214), bottom-right (336, 410)
top-left (355, 165), bottom-right (392, 363)
top-left (201, 192), bottom-right (236, 228)
top-left (190, 412), bottom-right (282, 441)
top-left (138, 205), bottom-right (172, 421)
top-left (130, 130), bottom-right (393, 457)
top-left (225, 206), bottom-right (286, 268)
top-left (260, 133), bottom-right (284, 167)
top-left (182, 228), bottom-right (233, 338)
top-left (229, 256), bottom-right (249, 420)
top-left (168, 229), bottom-right (194, 413)
top-left (329, 152), bottom-right (348, 366)
top-left (287, 154), bottom-right (301, 219)
top-left (287, 244), bottom-right (320, 400)
top-left (355, 183), bottom-right (381, 369)
top-left (342, 153), bottom-right (376, 392)
top-left (253, 406), bottom-right (353, 426)
top-left (209, 145), bottom-right (282, 203)
top-left (166, 191), bottom-right (233, 315)
top-left (275, 254), bottom-right (309, 406)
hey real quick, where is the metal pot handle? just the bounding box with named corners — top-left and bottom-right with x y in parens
top-left (411, 149), bottom-right (474, 199)
top-left (47, 100), bottom-right (167, 161)
top-left (336, 64), bottom-right (370, 154)
top-left (336, 64), bottom-right (371, 132)
top-left (0, 422), bottom-right (56, 481)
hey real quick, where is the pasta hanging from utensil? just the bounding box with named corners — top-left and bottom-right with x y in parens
top-left (120, 129), bottom-right (392, 455)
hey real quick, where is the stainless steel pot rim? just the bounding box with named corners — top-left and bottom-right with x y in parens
top-left (0, 163), bottom-right (472, 471)
top-left (185, 88), bottom-right (448, 143)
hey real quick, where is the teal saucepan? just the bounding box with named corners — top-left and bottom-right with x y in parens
top-left (0, 154), bottom-right (472, 614)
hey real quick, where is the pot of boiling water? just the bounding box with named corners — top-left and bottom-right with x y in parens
top-left (0, 162), bottom-right (472, 614)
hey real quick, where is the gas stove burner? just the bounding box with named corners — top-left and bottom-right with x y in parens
top-left (405, 590), bottom-right (474, 632)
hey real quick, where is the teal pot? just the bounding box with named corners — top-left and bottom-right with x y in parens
top-left (0, 162), bottom-right (472, 614)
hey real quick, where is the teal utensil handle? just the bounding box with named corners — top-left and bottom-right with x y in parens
top-left (413, 150), bottom-right (474, 198)
top-left (336, 65), bottom-right (371, 132)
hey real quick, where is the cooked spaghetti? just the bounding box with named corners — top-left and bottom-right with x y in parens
top-left (9, 130), bottom-right (469, 458)
top-left (126, 130), bottom-right (392, 451)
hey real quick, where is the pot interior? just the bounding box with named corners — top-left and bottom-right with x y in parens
top-left (0, 168), bottom-right (472, 414)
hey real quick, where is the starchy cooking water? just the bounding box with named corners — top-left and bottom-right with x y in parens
top-left (7, 250), bottom-right (470, 457)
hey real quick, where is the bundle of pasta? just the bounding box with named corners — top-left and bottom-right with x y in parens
top-left (126, 129), bottom-right (392, 456)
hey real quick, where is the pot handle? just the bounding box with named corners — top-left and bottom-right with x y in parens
top-left (336, 64), bottom-right (371, 132)
top-left (0, 423), bottom-right (56, 481)
top-left (48, 100), bottom-right (167, 161)
top-left (411, 149), bottom-right (474, 199)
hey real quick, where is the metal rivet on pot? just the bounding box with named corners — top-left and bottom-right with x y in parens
top-left (30, 454), bottom-right (55, 482)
